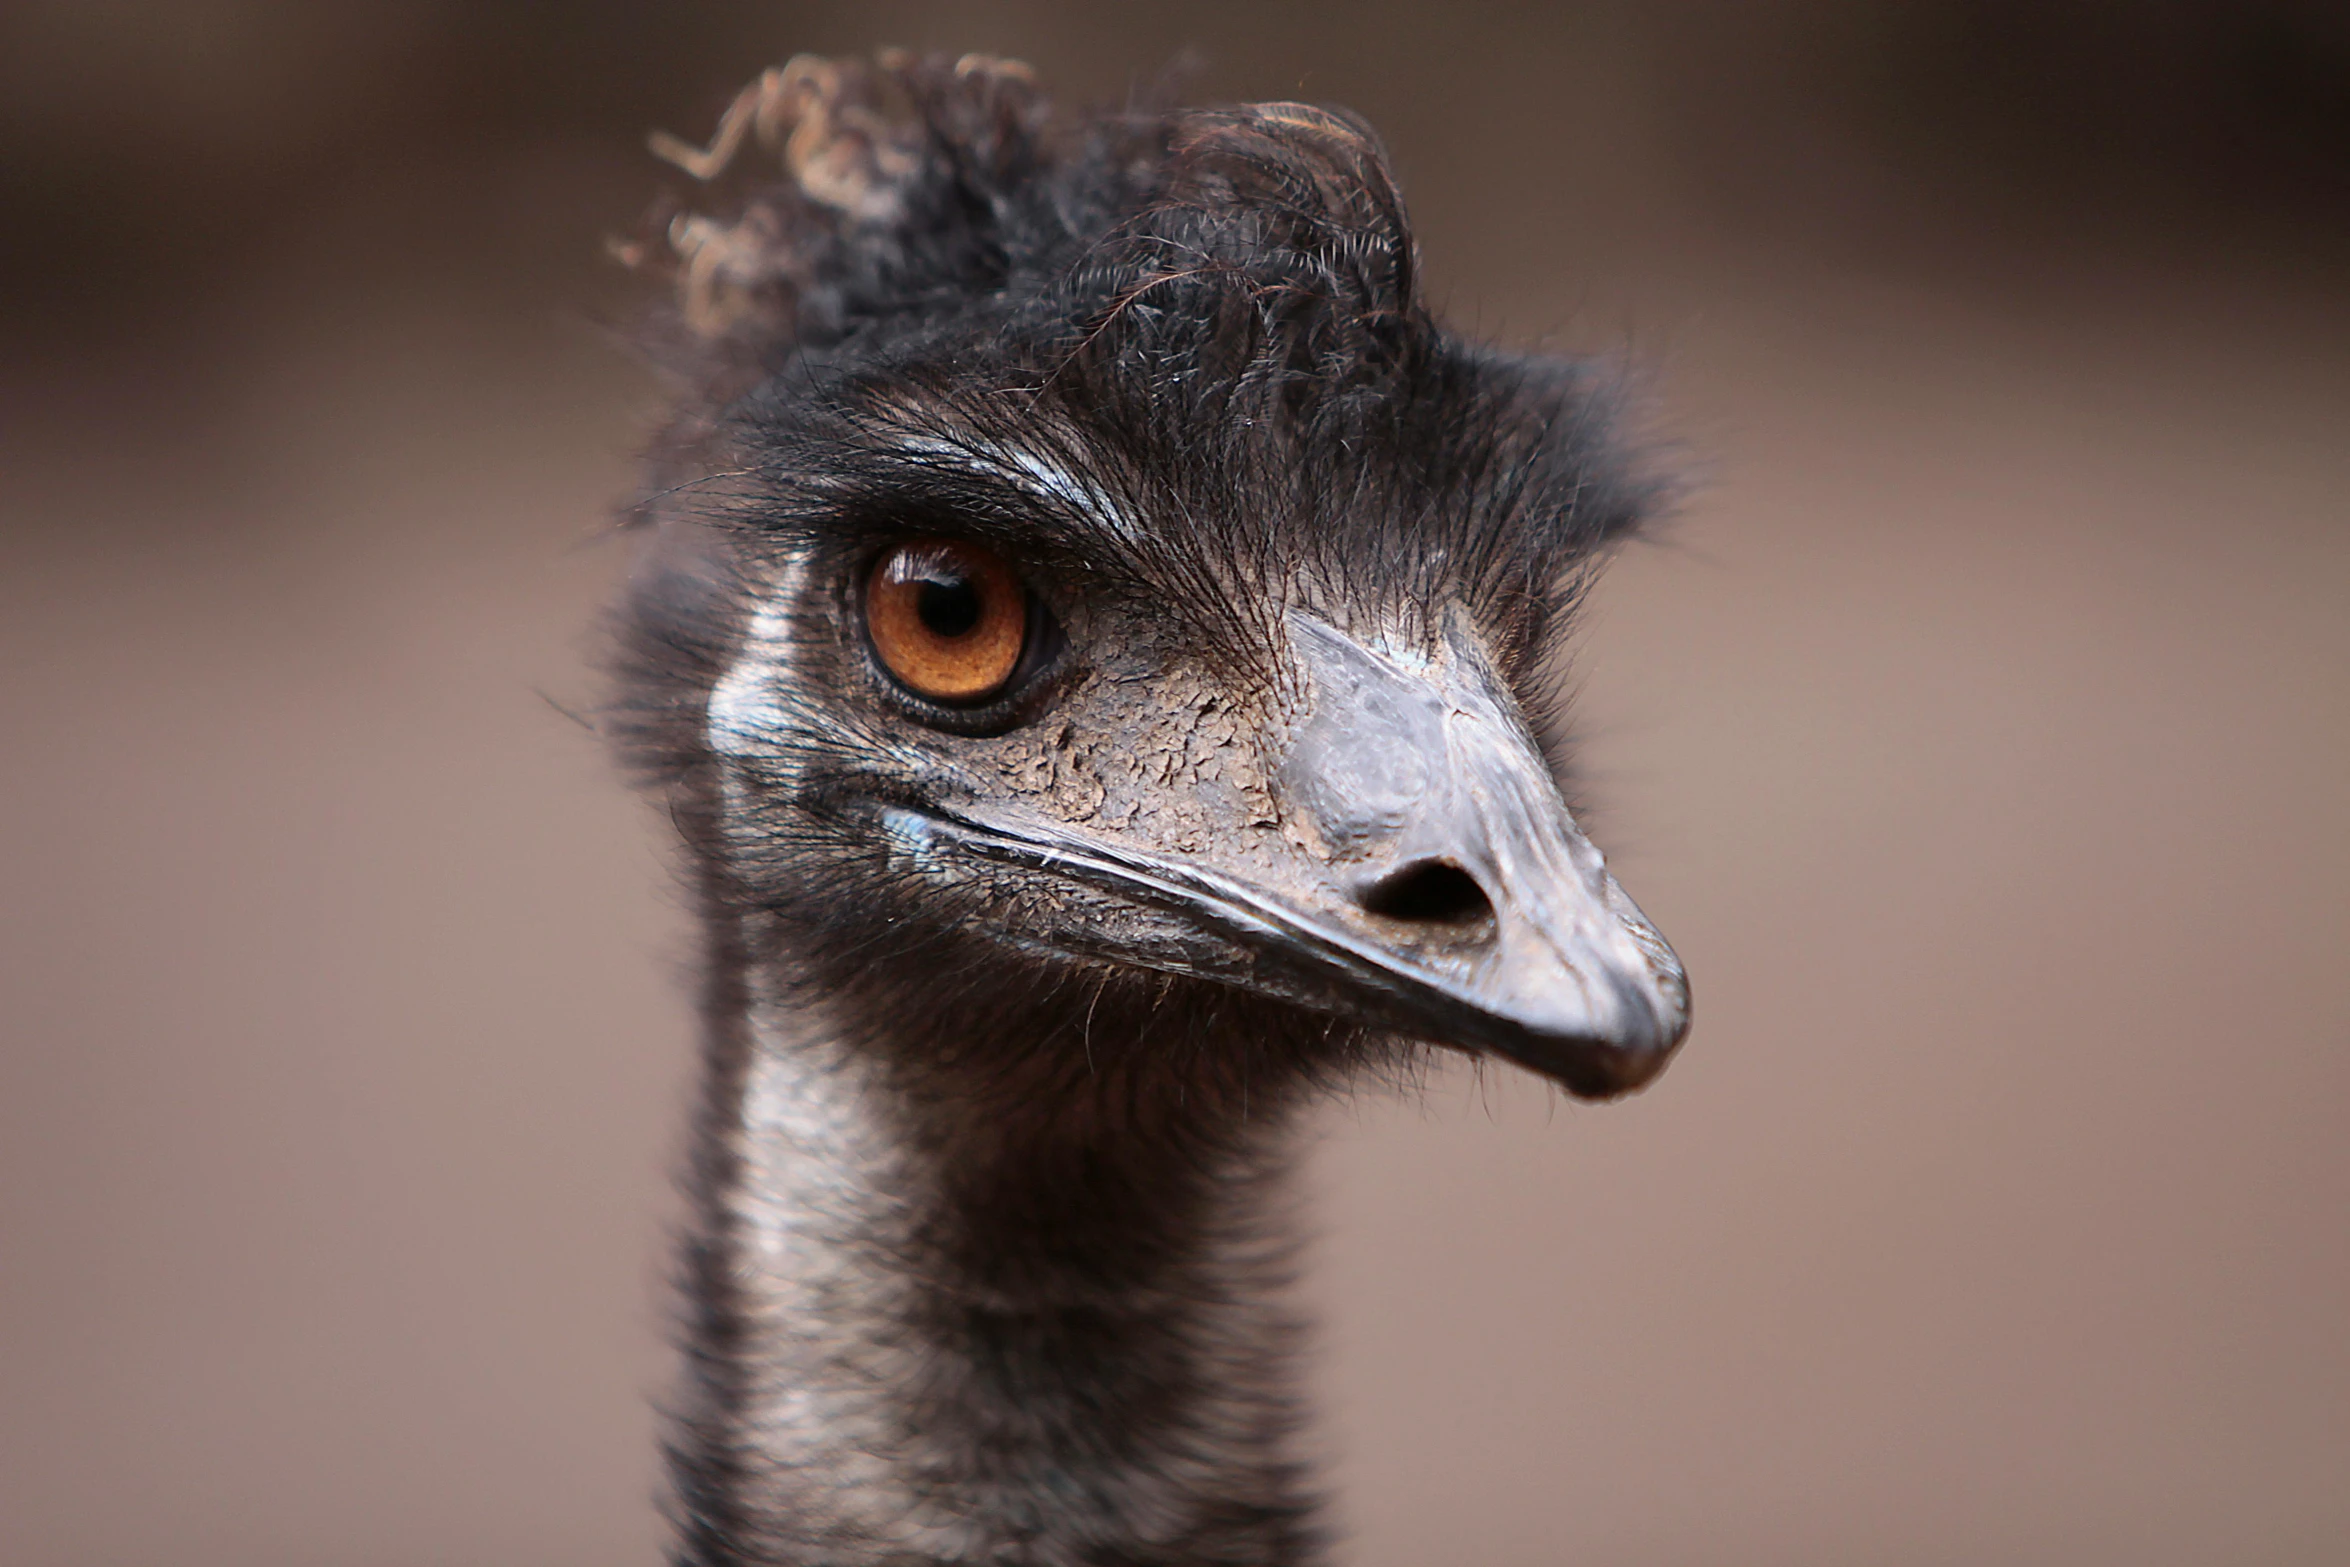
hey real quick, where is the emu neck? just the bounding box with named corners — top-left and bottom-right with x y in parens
top-left (669, 918), bottom-right (1324, 1567)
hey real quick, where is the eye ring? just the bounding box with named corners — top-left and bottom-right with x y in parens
top-left (862, 538), bottom-right (1035, 709)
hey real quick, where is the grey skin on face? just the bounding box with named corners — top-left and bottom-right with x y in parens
top-left (881, 611), bottom-right (1687, 1101)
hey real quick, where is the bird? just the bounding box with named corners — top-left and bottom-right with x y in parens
top-left (608, 51), bottom-right (1691, 1567)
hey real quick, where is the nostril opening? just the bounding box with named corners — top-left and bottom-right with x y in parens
top-left (1359, 860), bottom-right (1495, 929)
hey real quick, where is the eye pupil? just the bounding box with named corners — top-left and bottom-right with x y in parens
top-left (916, 576), bottom-right (983, 638)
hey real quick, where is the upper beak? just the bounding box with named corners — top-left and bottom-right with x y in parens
top-left (884, 616), bottom-right (1689, 1100)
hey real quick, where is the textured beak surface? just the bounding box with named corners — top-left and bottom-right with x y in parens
top-left (886, 616), bottom-right (1689, 1100)
top-left (1266, 616), bottom-right (1690, 1096)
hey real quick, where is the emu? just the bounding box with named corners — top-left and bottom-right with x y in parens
top-left (610, 52), bottom-right (1691, 1567)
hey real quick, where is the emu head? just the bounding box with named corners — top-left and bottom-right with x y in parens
top-left (617, 57), bottom-right (1689, 1116)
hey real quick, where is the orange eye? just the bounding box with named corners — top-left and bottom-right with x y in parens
top-left (864, 539), bottom-right (1030, 704)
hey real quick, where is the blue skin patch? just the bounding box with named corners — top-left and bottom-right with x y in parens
top-left (880, 805), bottom-right (947, 870)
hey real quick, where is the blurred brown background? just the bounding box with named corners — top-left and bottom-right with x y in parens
top-left (4, 3), bottom-right (2345, 1563)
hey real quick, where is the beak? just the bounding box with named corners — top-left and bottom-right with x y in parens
top-left (881, 617), bottom-right (1689, 1100)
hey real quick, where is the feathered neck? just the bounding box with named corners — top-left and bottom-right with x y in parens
top-left (662, 900), bottom-right (1329, 1566)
